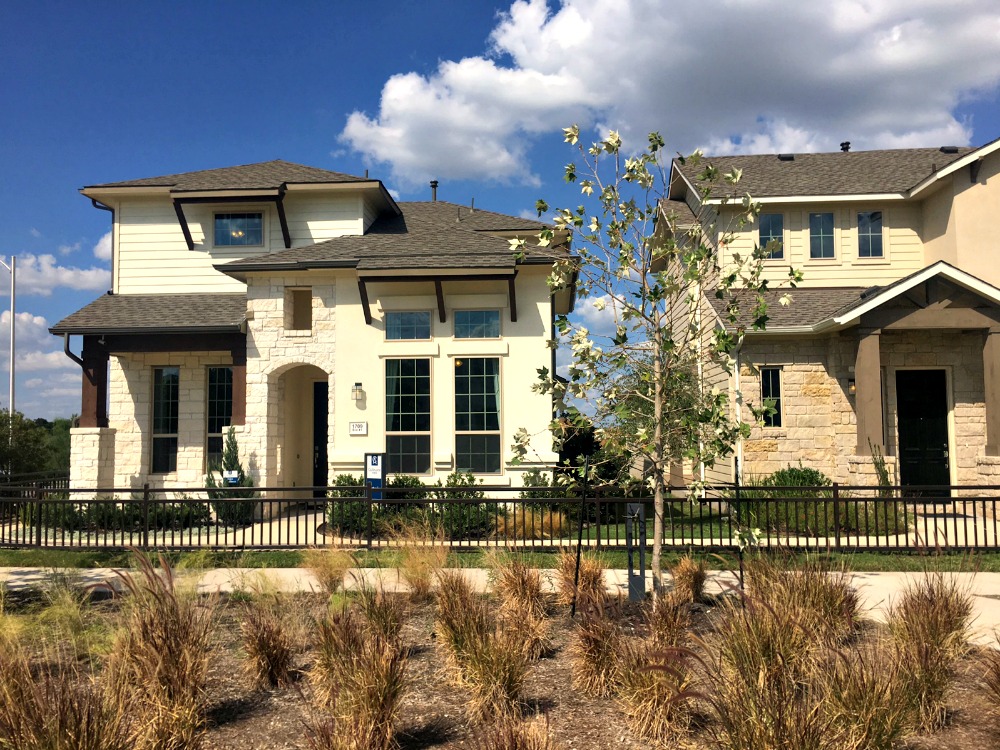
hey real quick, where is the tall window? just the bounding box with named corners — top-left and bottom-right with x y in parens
top-left (758, 213), bottom-right (784, 259)
top-left (151, 367), bottom-right (179, 473)
top-left (809, 212), bottom-right (835, 259)
top-left (206, 367), bottom-right (233, 470)
top-left (455, 357), bottom-right (501, 473)
top-left (857, 211), bottom-right (883, 258)
top-left (454, 310), bottom-right (501, 339)
top-left (385, 359), bottom-right (431, 474)
top-left (761, 367), bottom-right (782, 428)
top-left (385, 311), bottom-right (431, 340)
top-left (214, 212), bottom-right (263, 246)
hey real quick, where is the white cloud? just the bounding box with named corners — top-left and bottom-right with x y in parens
top-left (58, 241), bottom-right (81, 256)
top-left (29, 228), bottom-right (41, 238)
top-left (3, 253), bottom-right (111, 297)
top-left (341, 0), bottom-right (1000, 184)
top-left (93, 231), bottom-right (112, 260)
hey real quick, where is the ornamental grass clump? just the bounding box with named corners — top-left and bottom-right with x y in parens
top-left (567, 599), bottom-right (623, 697)
top-left (984, 635), bottom-right (1000, 708)
top-left (303, 547), bottom-right (355, 597)
top-left (645, 590), bottom-right (691, 650)
top-left (555, 550), bottom-right (606, 610)
top-left (107, 552), bottom-right (217, 750)
top-left (614, 637), bottom-right (694, 742)
top-left (888, 571), bottom-right (973, 732)
top-left (670, 554), bottom-right (708, 603)
top-left (486, 550), bottom-right (551, 660)
top-left (395, 518), bottom-right (448, 601)
top-left (435, 569), bottom-right (492, 681)
top-left (472, 715), bottom-right (561, 750)
top-left (240, 597), bottom-right (295, 689)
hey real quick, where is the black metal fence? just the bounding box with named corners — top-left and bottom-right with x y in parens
top-left (0, 482), bottom-right (997, 552)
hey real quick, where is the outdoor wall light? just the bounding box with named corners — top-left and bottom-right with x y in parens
top-left (351, 382), bottom-right (364, 401)
top-left (848, 378), bottom-right (856, 396)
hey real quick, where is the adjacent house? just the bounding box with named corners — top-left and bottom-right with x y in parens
top-left (51, 161), bottom-right (570, 495)
top-left (664, 139), bottom-right (1000, 489)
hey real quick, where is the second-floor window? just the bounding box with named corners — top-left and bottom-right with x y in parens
top-left (809, 212), bottom-right (835, 259)
top-left (215, 212), bottom-right (263, 247)
top-left (151, 366), bottom-right (179, 473)
top-left (206, 366), bottom-right (233, 470)
top-left (454, 310), bottom-right (501, 338)
top-left (386, 311), bottom-right (432, 340)
top-left (758, 213), bottom-right (784, 259)
top-left (857, 211), bottom-right (884, 258)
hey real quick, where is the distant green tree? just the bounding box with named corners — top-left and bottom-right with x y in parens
top-left (0, 410), bottom-right (52, 478)
top-left (45, 417), bottom-right (73, 474)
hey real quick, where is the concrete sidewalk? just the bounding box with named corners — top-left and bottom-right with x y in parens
top-left (2, 566), bottom-right (998, 647)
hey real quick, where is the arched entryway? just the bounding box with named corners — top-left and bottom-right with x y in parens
top-left (274, 364), bottom-right (329, 493)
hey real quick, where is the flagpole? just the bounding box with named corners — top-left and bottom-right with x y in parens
top-left (0, 256), bottom-right (13, 418)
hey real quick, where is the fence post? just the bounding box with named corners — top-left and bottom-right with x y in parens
top-left (833, 482), bottom-right (842, 551)
top-left (35, 489), bottom-right (45, 547)
top-left (142, 482), bottom-right (150, 550)
top-left (595, 488), bottom-right (602, 549)
top-left (365, 481), bottom-right (374, 550)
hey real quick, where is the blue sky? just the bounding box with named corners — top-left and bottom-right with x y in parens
top-left (2, 0), bottom-right (1000, 418)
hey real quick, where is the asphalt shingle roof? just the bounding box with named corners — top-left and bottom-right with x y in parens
top-left (675, 147), bottom-right (975, 199)
top-left (50, 293), bottom-right (246, 335)
top-left (707, 287), bottom-right (868, 330)
top-left (86, 160), bottom-right (367, 191)
top-left (219, 201), bottom-right (554, 274)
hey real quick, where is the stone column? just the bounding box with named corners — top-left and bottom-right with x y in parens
top-left (855, 328), bottom-right (883, 455)
top-left (984, 329), bottom-right (1000, 455)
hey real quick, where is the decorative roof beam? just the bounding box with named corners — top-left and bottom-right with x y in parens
top-left (434, 280), bottom-right (446, 323)
top-left (173, 200), bottom-right (195, 251)
top-left (358, 278), bottom-right (372, 325)
top-left (173, 193), bottom-right (292, 249)
top-left (508, 276), bottom-right (518, 322)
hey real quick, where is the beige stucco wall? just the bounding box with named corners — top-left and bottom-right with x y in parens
top-left (738, 329), bottom-right (990, 486)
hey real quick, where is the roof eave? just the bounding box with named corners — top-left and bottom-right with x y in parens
top-left (50, 324), bottom-right (243, 336)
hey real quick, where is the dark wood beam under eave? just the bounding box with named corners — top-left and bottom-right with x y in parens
top-left (274, 191), bottom-right (291, 248)
top-left (173, 193), bottom-right (292, 250)
top-left (173, 201), bottom-right (195, 251)
top-left (358, 278), bottom-right (372, 325)
top-left (508, 275), bottom-right (518, 322)
top-left (435, 280), bottom-right (446, 323)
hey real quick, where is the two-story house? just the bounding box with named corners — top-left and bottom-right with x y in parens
top-left (51, 161), bottom-right (570, 496)
top-left (664, 139), bottom-right (1000, 489)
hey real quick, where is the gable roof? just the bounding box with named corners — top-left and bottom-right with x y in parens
top-left (708, 262), bottom-right (1000, 334)
top-left (675, 147), bottom-right (974, 200)
top-left (50, 293), bottom-right (246, 335)
top-left (84, 160), bottom-right (368, 192)
top-left (217, 201), bottom-right (555, 276)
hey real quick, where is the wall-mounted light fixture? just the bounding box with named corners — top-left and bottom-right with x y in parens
top-left (848, 378), bottom-right (856, 396)
top-left (351, 382), bottom-right (364, 401)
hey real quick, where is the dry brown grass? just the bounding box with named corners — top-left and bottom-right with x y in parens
top-left (435, 570), bottom-right (492, 681)
top-left (888, 571), bottom-right (973, 732)
top-left (615, 636), bottom-right (693, 742)
top-left (240, 598), bottom-right (295, 689)
top-left (303, 547), bottom-right (355, 596)
top-left (645, 590), bottom-right (691, 650)
top-left (554, 550), bottom-right (606, 610)
top-left (671, 555), bottom-right (708, 603)
top-left (486, 551), bottom-right (550, 660)
top-left (567, 601), bottom-right (622, 697)
top-left (463, 626), bottom-right (531, 723)
top-left (986, 635), bottom-right (1000, 709)
top-left (472, 716), bottom-right (561, 750)
top-left (394, 519), bottom-right (448, 601)
top-left (108, 552), bottom-right (217, 750)
top-left (495, 508), bottom-right (569, 541)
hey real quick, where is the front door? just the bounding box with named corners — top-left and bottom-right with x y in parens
top-left (313, 381), bottom-right (328, 496)
top-left (896, 369), bottom-right (950, 494)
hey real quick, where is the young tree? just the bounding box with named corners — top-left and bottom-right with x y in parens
top-left (0, 409), bottom-right (52, 478)
top-left (511, 126), bottom-right (798, 593)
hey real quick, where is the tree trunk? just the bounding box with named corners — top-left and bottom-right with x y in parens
top-left (651, 330), bottom-right (664, 597)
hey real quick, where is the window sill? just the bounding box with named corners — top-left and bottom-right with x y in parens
top-left (444, 341), bottom-right (509, 357)
top-left (379, 342), bottom-right (440, 357)
top-left (284, 329), bottom-right (312, 338)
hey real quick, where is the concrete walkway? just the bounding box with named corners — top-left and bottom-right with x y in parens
top-left (2, 566), bottom-right (998, 648)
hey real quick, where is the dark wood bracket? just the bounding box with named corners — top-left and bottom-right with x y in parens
top-left (173, 200), bottom-right (195, 251)
top-left (971, 160), bottom-right (983, 183)
top-left (435, 280), bottom-right (446, 323)
top-left (359, 278), bottom-right (372, 325)
top-left (173, 191), bottom-right (292, 251)
top-left (508, 276), bottom-right (518, 322)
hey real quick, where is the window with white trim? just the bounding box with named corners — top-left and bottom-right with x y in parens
top-left (454, 310), bottom-right (501, 339)
top-left (455, 357), bottom-right (501, 473)
top-left (385, 311), bottom-right (431, 340)
top-left (151, 366), bottom-right (179, 473)
top-left (857, 210), bottom-right (883, 258)
top-left (758, 213), bottom-right (784, 259)
top-left (761, 367), bottom-right (782, 428)
top-left (809, 212), bottom-right (835, 259)
top-left (385, 359), bottom-right (431, 474)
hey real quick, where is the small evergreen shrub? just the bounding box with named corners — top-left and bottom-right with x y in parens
top-left (325, 473), bottom-right (369, 535)
top-left (432, 472), bottom-right (493, 540)
top-left (205, 428), bottom-right (258, 527)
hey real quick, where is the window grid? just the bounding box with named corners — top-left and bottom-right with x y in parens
top-left (454, 310), bottom-right (501, 339)
top-left (206, 367), bottom-right (233, 470)
top-left (857, 211), bottom-right (884, 258)
top-left (152, 367), bottom-right (179, 474)
top-left (758, 213), bottom-right (784, 259)
top-left (386, 359), bottom-right (431, 474)
top-left (761, 367), bottom-right (782, 428)
top-left (455, 357), bottom-right (501, 473)
top-left (386, 311), bottom-right (432, 340)
top-left (214, 212), bottom-right (263, 246)
top-left (809, 212), bottom-right (835, 259)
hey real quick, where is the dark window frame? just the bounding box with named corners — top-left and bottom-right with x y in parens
top-left (385, 310), bottom-right (432, 341)
top-left (214, 212), bottom-right (264, 247)
top-left (206, 366), bottom-right (233, 471)
top-left (454, 309), bottom-right (501, 339)
top-left (151, 366), bottom-right (180, 474)
top-left (857, 210), bottom-right (884, 258)
top-left (454, 357), bottom-right (502, 474)
top-left (761, 366), bottom-right (782, 428)
top-left (385, 358), bottom-right (432, 475)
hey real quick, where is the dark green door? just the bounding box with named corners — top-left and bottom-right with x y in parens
top-left (896, 370), bottom-right (950, 494)
top-left (313, 381), bottom-right (328, 496)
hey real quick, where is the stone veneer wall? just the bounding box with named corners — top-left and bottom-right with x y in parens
top-left (69, 427), bottom-right (116, 491)
top-left (739, 329), bottom-right (988, 485)
top-left (238, 274), bottom-right (337, 489)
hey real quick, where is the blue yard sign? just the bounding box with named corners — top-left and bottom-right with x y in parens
top-left (364, 453), bottom-right (386, 501)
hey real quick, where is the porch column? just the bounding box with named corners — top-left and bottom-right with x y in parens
top-left (79, 336), bottom-right (109, 428)
top-left (984, 329), bottom-right (1000, 455)
top-left (855, 328), bottom-right (883, 455)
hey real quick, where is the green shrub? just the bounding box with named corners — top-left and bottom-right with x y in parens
top-left (519, 468), bottom-right (558, 501)
top-left (85, 497), bottom-right (212, 531)
top-left (326, 474), bottom-right (369, 535)
top-left (18, 496), bottom-right (86, 530)
top-left (385, 474), bottom-right (429, 500)
top-left (431, 472), bottom-right (493, 540)
top-left (205, 427), bottom-right (258, 527)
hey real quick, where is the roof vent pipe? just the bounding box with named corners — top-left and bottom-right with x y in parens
top-left (430, 180), bottom-right (438, 201)
top-left (777, 153), bottom-right (795, 161)
top-left (840, 141), bottom-right (851, 152)
top-left (470, 197), bottom-right (475, 213)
